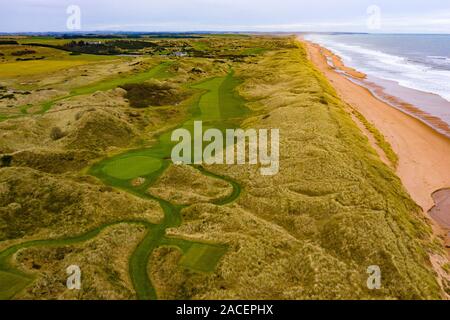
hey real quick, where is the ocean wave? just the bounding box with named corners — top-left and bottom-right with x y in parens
top-left (305, 34), bottom-right (450, 103)
top-left (426, 55), bottom-right (450, 67)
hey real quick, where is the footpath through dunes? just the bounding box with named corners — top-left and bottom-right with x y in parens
top-left (0, 70), bottom-right (247, 300)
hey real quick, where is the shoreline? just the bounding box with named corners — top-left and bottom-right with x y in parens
top-left (346, 75), bottom-right (450, 138)
top-left (300, 38), bottom-right (450, 257)
top-left (305, 39), bottom-right (450, 139)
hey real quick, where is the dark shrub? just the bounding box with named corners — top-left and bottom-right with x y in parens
top-left (120, 81), bottom-right (188, 108)
top-left (50, 127), bottom-right (65, 140)
top-left (0, 155), bottom-right (12, 167)
top-left (11, 49), bottom-right (36, 56)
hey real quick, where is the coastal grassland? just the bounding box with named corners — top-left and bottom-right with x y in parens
top-left (148, 165), bottom-right (233, 205)
top-left (0, 45), bottom-right (114, 78)
top-left (155, 37), bottom-right (443, 299)
top-left (89, 70), bottom-right (247, 190)
top-left (191, 41), bottom-right (211, 51)
top-left (240, 47), bottom-right (268, 56)
top-left (0, 35), bottom-right (443, 300)
top-left (39, 61), bottom-right (173, 113)
top-left (0, 35), bottom-right (260, 299)
top-left (69, 61), bottom-right (173, 97)
top-left (3, 223), bottom-right (148, 300)
top-left (0, 34), bottom-right (278, 119)
top-left (87, 70), bottom-right (247, 299)
top-left (0, 58), bottom-right (170, 120)
top-left (0, 270), bottom-right (30, 300)
top-left (0, 167), bottom-right (163, 245)
top-left (0, 50), bottom-right (128, 119)
top-left (350, 107), bottom-right (399, 168)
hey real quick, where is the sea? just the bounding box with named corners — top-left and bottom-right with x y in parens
top-left (304, 33), bottom-right (450, 136)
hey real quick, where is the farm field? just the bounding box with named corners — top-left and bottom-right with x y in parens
top-left (0, 34), bottom-right (448, 300)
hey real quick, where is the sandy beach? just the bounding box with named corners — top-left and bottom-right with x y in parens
top-left (301, 38), bottom-right (450, 252)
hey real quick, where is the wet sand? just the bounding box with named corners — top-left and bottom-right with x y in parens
top-left (348, 76), bottom-right (450, 137)
top-left (430, 189), bottom-right (450, 249)
top-left (302, 38), bottom-right (450, 255)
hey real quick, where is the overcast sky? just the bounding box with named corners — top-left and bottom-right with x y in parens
top-left (1, 0), bottom-right (450, 33)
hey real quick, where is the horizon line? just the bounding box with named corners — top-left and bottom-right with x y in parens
top-left (2, 30), bottom-right (450, 36)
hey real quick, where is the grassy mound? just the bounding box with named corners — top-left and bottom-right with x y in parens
top-left (12, 224), bottom-right (146, 300)
top-left (0, 167), bottom-right (163, 242)
top-left (9, 149), bottom-right (99, 174)
top-left (64, 110), bottom-right (136, 151)
top-left (148, 165), bottom-right (233, 205)
top-left (120, 81), bottom-right (189, 108)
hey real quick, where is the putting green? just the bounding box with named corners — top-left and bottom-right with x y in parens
top-left (179, 243), bottom-right (227, 273)
top-left (0, 271), bottom-right (31, 300)
top-left (102, 156), bottom-right (162, 180)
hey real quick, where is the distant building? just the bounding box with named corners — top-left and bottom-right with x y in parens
top-left (172, 51), bottom-right (188, 57)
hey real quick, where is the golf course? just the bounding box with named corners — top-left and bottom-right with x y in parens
top-left (1, 34), bottom-right (445, 300)
top-left (0, 69), bottom-right (247, 300)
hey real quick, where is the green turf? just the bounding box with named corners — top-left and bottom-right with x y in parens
top-left (37, 61), bottom-right (172, 114)
top-left (0, 70), bottom-right (246, 300)
top-left (0, 60), bottom-right (91, 78)
top-left (0, 271), bottom-right (31, 300)
top-left (240, 47), bottom-right (267, 56)
top-left (179, 243), bottom-right (227, 273)
top-left (0, 220), bottom-right (152, 300)
top-left (102, 156), bottom-right (162, 180)
top-left (191, 41), bottom-right (211, 51)
top-left (70, 61), bottom-right (172, 96)
top-left (87, 71), bottom-right (247, 299)
top-left (193, 77), bottom-right (223, 119)
top-left (191, 72), bottom-right (247, 121)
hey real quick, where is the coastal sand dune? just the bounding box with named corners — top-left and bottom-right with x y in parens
top-left (302, 39), bottom-right (450, 250)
